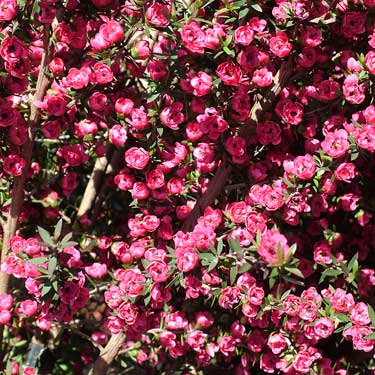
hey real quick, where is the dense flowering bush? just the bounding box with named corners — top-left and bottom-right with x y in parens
top-left (4, 0), bottom-right (375, 374)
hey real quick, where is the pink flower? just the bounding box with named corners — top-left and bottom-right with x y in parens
top-left (181, 22), bottom-right (206, 54)
top-left (218, 336), bottom-right (236, 357)
top-left (330, 288), bottom-right (355, 313)
top-left (313, 241), bottom-right (332, 264)
top-left (293, 351), bottom-right (314, 373)
top-left (190, 72), bottom-right (212, 96)
top-left (252, 67), bottom-right (273, 87)
top-left (256, 121), bottom-right (281, 145)
top-left (145, 2), bottom-right (170, 27)
top-left (18, 299), bottom-right (38, 317)
top-left (147, 261), bottom-right (170, 282)
top-left (216, 62), bottom-right (241, 86)
top-left (334, 162), bottom-right (357, 182)
top-left (85, 263), bottom-right (107, 279)
top-left (117, 301), bottom-right (138, 325)
top-left (64, 68), bottom-right (90, 89)
top-left (355, 125), bottom-right (375, 152)
top-left (0, 0), bottom-right (17, 21)
top-left (276, 99), bottom-right (304, 125)
top-left (104, 315), bottom-right (124, 334)
top-left (321, 130), bottom-right (349, 158)
top-left (124, 147), bottom-right (150, 170)
top-left (234, 26), bottom-right (254, 46)
top-left (109, 124), bottom-right (127, 146)
top-left (313, 317), bottom-right (334, 339)
top-left (3, 154), bottom-right (25, 176)
top-left (343, 74), bottom-right (365, 104)
top-left (269, 31), bottom-right (292, 57)
top-left (58, 144), bottom-right (88, 167)
top-left (219, 286), bottom-right (241, 309)
top-left (175, 247), bottom-right (199, 272)
top-left (342, 12), bottom-right (366, 39)
top-left (343, 325), bottom-right (375, 352)
top-left (93, 62), bottom-right (113, 84)
top-left (284, 154), bottom-right (316, 180)
top-left (160, 102), bottom-right (185, 130)
top-left (350, 302), bottom-right (371, 325)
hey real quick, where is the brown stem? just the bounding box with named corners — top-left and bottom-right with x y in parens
top-left (92, 149), bottom-right (122, 220)
top-left (0, 25), bottom-right (53, 368)
top-left (0, 25), bottom-right (53, 294)
top-left (182, 57), bottom-right (294, 232)
top-left (73, 145), bottom-right (114, 230)
top-left (88, 332), bottom-right (125, 375)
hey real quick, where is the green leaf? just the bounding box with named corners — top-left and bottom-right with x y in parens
top-left (60, 232), bottom-right (73, 243)
top-left (239, 8), bottom-right (249, 19)
top-left (365, 332), bottom-right (375, 340)
top-left (60, 241), bottom-right (78, 249)
top-left (284, 267), bottom-right (304, 279)
top-left (48, 257), bottom-right (57, 278)
top-left (207, 258), bottom-right (219, 273)
top-left (228, 238), bottom-right (242, 255)
top-left (217, 239), bottom-right (223, 256)
top-left (251, 3), bottom-right (262, 12)
top-left (41, 284), bottom-right (52, 297)
top-left (199, 252), bottom-right (215, 261)
top-left (230, 266), bottom-right (238, 285)
top-left (238, 262), bottom-right (251, 274)
top-left (281, 274), bottom-right (305, 286)
top-left (319, 268), bottom-right (343, 283)
top-left (223, 46), bottom-right (234, 56)
top-left (147, 91), bottom-right (160, 103)
top-left (256, 230), bottom-right (262, 246)
top-left (368, 304), bottom-right (375, 326)
top-left (284, 243), bottom-right (297, 263)
top-left (54, 219), bottom-right (63, 241)
top-left (348, 253), bottom-right (358, 272)
top-left (28, 257), bottom-right (48, 265)
top-left (335, 312), bottom-right (350, 322)
top-left (6, 360), bottom-right (12, 375)
top-left (37, 226), bottom-right (54, 247)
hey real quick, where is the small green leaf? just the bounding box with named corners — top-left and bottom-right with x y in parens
top-left (207, 258), bottom-right (218, 273)
top-left (217, 239), bottom-right (223, 256)
top-left (228, 238), bottom-right (242, 255)
top-left (239, 8), bottom-right (249, 19)
top-left (335, 313), bottom-right (350, 322)
top-left (281, 274), bottom-right (305, 286)
top-left (284, 267), bottom-right (304, 279)
top-left (251, 3), bottom-right (262, 12)
top-left (348, 253), bottom-right (358, 272)
top-left (28, 257), bottom-right (48, 265)
top-left (230, 266), bottom-right (238, 285)
top-left (223, 46), bottom-right (234, 56)
top-left (54, 219), bottom-right (63, 241)
top-left (319, 268), bottom-right (343, 283)
top-left (37, 226), bottom-right (54, 247)
top-left (368, 304), bottom-right (375, 326)
top-left (41, 284), bottom-right (52, 297)
top-left (365, 332), bottom-right (375, 340)
top-left (60, 241), bottom-right (78, 249)
top-left (48, 257), bottom-right (57, 278)
top-left (6, 360), bottom-right (12, 375)
top-left (238, 262), bottom-right (251, 274)
top-left (199, 253), bottom-right (215, 261)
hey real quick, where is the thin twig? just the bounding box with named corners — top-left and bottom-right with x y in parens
top-left (88, 333), bottom-right (126, 375)
top-left (73, 145), bottom-right (114, 230)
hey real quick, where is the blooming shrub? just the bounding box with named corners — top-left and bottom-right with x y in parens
top-left (3, 0), bottom-right (375, 374)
